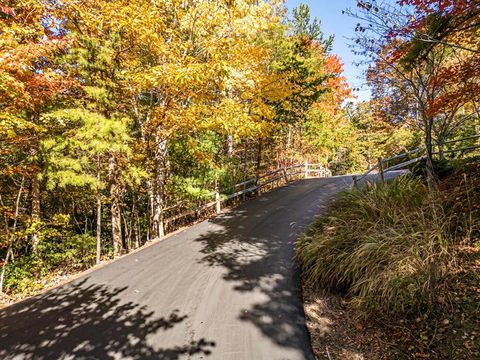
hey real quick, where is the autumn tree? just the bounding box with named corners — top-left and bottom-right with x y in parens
top-left (0, 1), bottom-right (71, 254)
top-left (261, 4), bottom-right (350, 171)
top-left (349, 0), bottom-right (480, 180)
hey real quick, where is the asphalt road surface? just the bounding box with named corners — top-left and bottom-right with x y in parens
top-left (0, 176), bottom-right (355, 360)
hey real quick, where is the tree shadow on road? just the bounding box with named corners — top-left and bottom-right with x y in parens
top-left (0, 278), bottom-right (215, 359)
top-left (194, 183), bottom-right (325, 359)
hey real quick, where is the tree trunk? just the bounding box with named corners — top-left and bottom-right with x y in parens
top-left (151, 131), bottom-right (168, 239)
top-left (139, 117), bottom-right (154, 242)
top-left (0, 247), bottom-right (12, 294)
top-left (28, 114), bottom-right (42, 254)
top-left (146, 179), bottom-right (155, 241)
top-left (215, 178), bottom-right (221, 214)
top-left (227, 134), bottom-right (234, 157)
top-left (96, 162), bottom-right (102, 264)
top-left (109, 155), bottom-right (122, 257)
top-left (123, 212), bottom-right (131, 252)
top-left (286, 126), bottom-right (292, 167)
top-left (424, 118), bottom-right (435, 186)
top-left (133, 197), bottom-right (140, 249)
top-left (255, 138), bottom-right (263, 183)
top-left (30, 174), bottom-right (41, 253)
top-left (0, 178), bottom-right (24, 293)
top-left (286, 126), bottom-right (292, 149)
top-left (437, 138), bottom-right (445, 161)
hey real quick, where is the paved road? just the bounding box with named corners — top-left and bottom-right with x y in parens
top-left (0, 176), bottom-right (353, 360)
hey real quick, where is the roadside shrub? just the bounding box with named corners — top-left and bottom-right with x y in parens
top-left (38, 233), bottom-right (96, 271)
top-left (4, 214), bottom-right (96, 294)
top-left (410, 158), bottom-right (454, 180)
top-left (3, 256), bottom-right (45, 294)
top-left (297, 176), bottom-right (455, 319)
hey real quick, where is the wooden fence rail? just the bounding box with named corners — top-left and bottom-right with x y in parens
top-left (352, 134), bottom-right (480, 187)
top-left (163, 162), bottom-right (330, 233)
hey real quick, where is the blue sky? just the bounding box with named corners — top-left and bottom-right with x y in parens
top-left (285, 0), bottom-right (371, 102)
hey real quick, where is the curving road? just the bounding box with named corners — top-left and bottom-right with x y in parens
top-left (0, 176), bottom-right (355, 360)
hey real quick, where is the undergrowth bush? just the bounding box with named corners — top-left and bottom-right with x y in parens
top-left (297, 176), bottom-right (456, 319)
top-left (3, 256), bottom-right (46, 295)
top-left (37, 232), bottom-right (96, 271)
top-left (410, 158), bottom-right (454, 180)
top-left (4, 214), bottom-right (96, 294)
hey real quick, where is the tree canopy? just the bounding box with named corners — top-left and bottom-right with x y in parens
top-left (1, 0), bottom-right (478, 299)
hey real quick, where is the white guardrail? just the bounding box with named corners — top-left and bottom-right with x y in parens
top-left (352, 134), bottom-right (480, 187)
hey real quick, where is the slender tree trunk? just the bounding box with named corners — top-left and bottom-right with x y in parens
top-left (139, 116), bottom-right (154, 242)
top-left (123, 213), bottom-right (131, 252)
top-left (30, 174), bottom-right (41, 253)
top-left (151, 130), bottom-right (168, 239)
top-left (96, 161), bottom-right (102, 264)
top-left (109, 155), bottom-right (122, 257)
top-left (424, 117), bottom-right (435, 185)
top-left (255, 138), bottom-right (263, 183)
top-left (437, 140), bottom-right (445, 160)
top-left (96, 190), bottom-right (102, 263)
top-left (227, 134), bottom-right (234, 157)
top-left (241, 145), bottom-right (248, 201)
top-left (298, 127), bottom-right (304, 156)
top-left (111, 193), bottom-right (122, 257)
top-left (28, 113), bottom-right (41, 254)
top-left (132, 196), bottom-right (140, 249)
top-left (0, 178), bottom-right (24, 293)
top-left (151, 196), bottom-right (165, 240)
top-left (286, 126), bottom-right (292, 167)
top-left (286, 126), bottom-right (292, 149)
top-left (146, 179), bottom-right (155, 241)
top-left (0, 247), bottom-right (12, 294)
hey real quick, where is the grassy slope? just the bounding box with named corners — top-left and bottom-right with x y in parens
top-left (298, 159), bottom-right (480, 359)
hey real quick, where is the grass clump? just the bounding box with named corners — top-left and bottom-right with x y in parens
top-left (297, 176), bottom-right (455, 319)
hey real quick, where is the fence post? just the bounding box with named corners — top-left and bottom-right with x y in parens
top-left (283, 167), bottom-right (289, 184)
top-left (438, 140), bottom-right (445, 160)
top-left (215, 179), bottom-right (221, 214)
top-left (378, 157), bottom-right (385, 183)
top-left (352, 175), bottom-right (358, 188)
top-left (304, 162), bottom-right (309, 179)
top-left (242, 181), bottom-right (247, 201)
